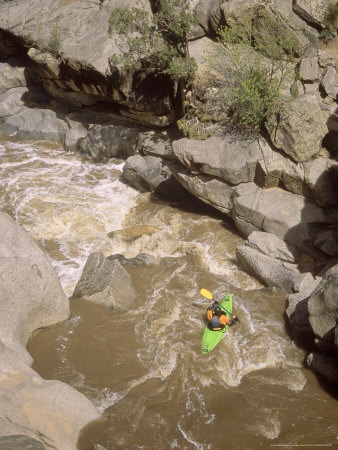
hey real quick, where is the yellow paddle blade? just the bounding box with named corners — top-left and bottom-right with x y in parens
top-left (200, 288), bottom-right (213, 300)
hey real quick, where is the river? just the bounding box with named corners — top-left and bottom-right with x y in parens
top-left (0, 137), bottom-right (337, 449)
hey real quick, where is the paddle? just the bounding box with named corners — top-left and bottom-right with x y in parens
top-left (200, 288), bottom-right (240, 323)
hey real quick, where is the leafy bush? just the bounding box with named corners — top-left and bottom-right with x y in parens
top-left (201, 13), bottom-right (298, 130)
top-left (46, 23), bottom-right (62, 58)
top-left (324, 1), bottom-right (338, 30)
top-left (108, 0), bottom-right (196, 82)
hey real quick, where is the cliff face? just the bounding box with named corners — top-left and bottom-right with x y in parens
top-left (0, 0), bottom-right (337, 384)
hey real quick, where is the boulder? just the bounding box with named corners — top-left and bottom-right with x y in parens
top-left (320, 66), bottom-right (338, 99)
top-left (246, 231), bottom-right (297, 263)
top-left (195, 0), bottom-right (224, 34)
top-left (172, 136), bottom-right (262, 185)
top-left (123, 155), bottom-right (187, 198)
top-left (108, 225), bottom-right (160, 242)
top-left (75, 123), bottom-right (139, 162)
top-left (314, 226), bottom-right (338, 257)
top-left (232, 183), bottom-right (332, 257)
top-left (303, 158), bottom-right (338, 207)
top-left (0, 60), bottom-right (33, 95)
top-left (0, 344), bottom-right (100, 449)
top-left (0, 86), bottom-right (48, 119)
top-left (236, 244), bottom-right (301, 292)
top-left (256, 136), bottom-right (307, 195)
top-left (265, 95), bottom-right (328, 162)
top-left (0, 107), bottom-right (68, 144)
top-left (308, 263), bottom-right (338, 345)
top-left (0, 435), bottom-right (46, 449)
top-left (220, 0), bottom-right (317, 48)
top-left (299, 56), bottom-right (319, 81)
top-left (286, 293), bottom-right (312, 339)
top-left (136, 131), bottom-right (175, 160)
top-left (169, 160), bottom-right (236, 214)
top-left (72, 252), bottom-right (137, 310)
top-left (307, 352), bottom-right (338, 383)
top-left (64, 119), bottom-right (89, 153)
top-left (0, 0), bottom-right (176, 126)
top-left (0, 212), bottom-right (69, 365)
top-left (286, 275), bottom-right (321, 338)
top-left (293, 0), bottom-right (333, 28)
top-left (105, 253), bottom-right (154, 267)
top-left (293, 272), bottom-right (317, 293)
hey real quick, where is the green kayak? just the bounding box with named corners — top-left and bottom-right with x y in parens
top-left (201, 294), bottom-right (233, 354)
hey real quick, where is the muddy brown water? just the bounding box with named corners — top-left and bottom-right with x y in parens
top-left (1, 137), bottom-right (337, 449)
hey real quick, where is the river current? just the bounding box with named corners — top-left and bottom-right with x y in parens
top-left (0, 137), bottom-right (337, 449)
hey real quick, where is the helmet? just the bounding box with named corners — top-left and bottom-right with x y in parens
top-left (213, 305), bottom-right (221, 316)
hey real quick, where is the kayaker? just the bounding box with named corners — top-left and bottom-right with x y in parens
top-left (206, 302), bottom-right (238, 330)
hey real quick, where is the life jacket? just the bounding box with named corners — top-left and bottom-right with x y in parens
top-left (207, 308), bottom-right (230, 330)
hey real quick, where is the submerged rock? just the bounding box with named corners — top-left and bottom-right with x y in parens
top-left (108, 225), bottom-right (160, 242)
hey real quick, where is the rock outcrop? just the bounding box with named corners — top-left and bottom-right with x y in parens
top-left (0, 212), bottom-right (100, 449)
top-left (0, 212), bottom-right (70, 365)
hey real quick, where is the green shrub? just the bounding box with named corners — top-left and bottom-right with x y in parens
top-left (108, 1), bottom-right (196, 82)
top-left (202, 13), bottom-right (297, 130)
top-left (46, 23), bottom-right (62, 57)
top-left (324, 2), bottom-right (338, 30)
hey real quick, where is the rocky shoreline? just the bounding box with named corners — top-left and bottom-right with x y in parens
top-left (1, 0), bottom-right (338, 448)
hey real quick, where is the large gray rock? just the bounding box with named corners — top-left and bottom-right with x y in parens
top-left (236, 244), bottom-right (301, 292)
top-left (220, 0), bottom-right (317, 47)
top-left (303, 158), bottom-right (338, 207)
top-left (76, 123), bottom-right (139, 161)
top-left (0, 212), bottom-right (69, 365)
top-left (136, 131), bottom-right (175, 160)
top-left (0, 107), bottom-right (68, 144)
top-left (246, 231), bottom-right (297, 263)
top-left (0, 60), bottom-right (33, 95)
top-left (73, 252), bottom-right (137, 309)
top-left (308, 263), bottom-right (338, 345)
top-left (123, 154), bottom-right (187, 198)
top-left (232, 183), bottom-right (332, 256)
top-left (0, 0), bottom-right (176, 126)
top-left (195, 0), bottom-right (224, 34)
top-left (307, 352), bottom-right (338, 383)
top-left (320, 65), bottom-right (338, 100)
top-left (256, 136), bottom-right (307, 195)
top-left (299, 56), bottom-right (319, 81)
top-left (314, 226), bottom-right (338, 257)
top-left (0, 435), bottom-right (45, 449)
top-left (169, 160), bottom-right (236, 214)
top-left (286, 275), bottom-right (321, 339)
top-left (0, 86), bottom-right (48, 119)
top-left (173, 136), bottom-right (262, 185)
top-left (293, 0), bottom-right (333, 28)
top-left (265, 95), bottom-right (328, 162)
top-left (0, 344), bottom-right (100, 450)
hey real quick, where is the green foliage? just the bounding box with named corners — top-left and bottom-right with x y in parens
top-left (202, 13), bottom-right (297, 130)
top-left (108, 0), bottom-right (196, 82)
top-left (46, 23), bottom-right (62, 58)
top-left (22, 20), bottom-right (62, 58)
top-left (177, 117), bottom-right (213, 140)
top-left (319, 28), bottom-right (335, 42)
top-left (324, 2), bottom-right (338, 30)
